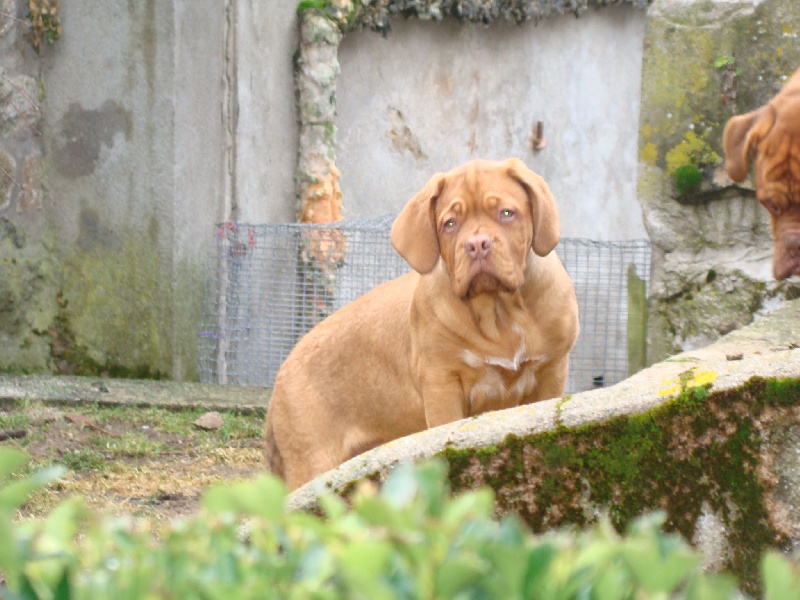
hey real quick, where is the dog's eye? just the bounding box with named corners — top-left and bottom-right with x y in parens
top-left (442, 218), bottom-right (458, 231)
top-left (499, 208), bottom-right (515, 220)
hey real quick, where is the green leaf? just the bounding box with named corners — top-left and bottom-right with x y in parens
top-left (684, 572), bottom-right (739, 600)
top-left (481, 545), bottom-right (528, 595)
top-left (18, 572), bottom-right (41, 600)
top-left (202, 475), bottom-right (286, 520)
top-left (413, 460), bottom-right (449, 515)
top-left (297, 543), bottom-right (336, 587)
top-left (0, 517), bottom-right (22, 589)
top-left (380, 462), bottom-right (419, 508)
top-left (0, 448), bottom-right (29, 481)
top-left (339, 539), bottom-right (391, 581)
top-left (593, 566), bottom-right (633, 599)
top-left (434, 555), bottom-right (488, 596)
top-left (353, 496), bottom-right (401, 528)
top-left (53, 568), bottom-right (72, 600)
top-left (523, 543), bottom-right (557, 596)
top-left (621, 538), bottom-right (699, 594)
top-left (39, 497), bottom-right (88, 551)
top-left (762, 552), bottom-right (800, 600)
top-left (0, 465), bottom-right (66, 512)
top-left (318, 493), bottom-right (346, 520)
top-left (441, 488), bottom-right (494, 526)
top-left (338, 540), bottom-right (393, 599)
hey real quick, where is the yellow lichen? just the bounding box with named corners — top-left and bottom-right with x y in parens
top-left (658, 368), bottom-right (717, 398)
top-left (665, 130), bottom-right (721, 174)
top-left (641, 142), bottom-right (658, 166)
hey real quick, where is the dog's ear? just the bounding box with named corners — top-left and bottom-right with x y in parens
top-left (504, 158), bottom-right (560, 257)
top-left (723, 106), bottom-right (775, 182)
top-left (391, 173), bottom-right (446, 273)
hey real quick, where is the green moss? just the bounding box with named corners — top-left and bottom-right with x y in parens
top-left (0, 229), bottom-right (59, 374)
top-left (39, 291), bottom-right (165, 379)
top-left (57, 237), bottom-right (172, 378)
top-left (297, 0), bottom-right (327, 14)
top-left (438, 377), bottom-right (800, 596)
top-left (672, 164), bottom-right (703, 196)
top-left (298, 0), bottom-right (653, 34)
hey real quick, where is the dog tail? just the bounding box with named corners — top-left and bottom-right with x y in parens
top-left (264, 410), bottom-right (285, 479)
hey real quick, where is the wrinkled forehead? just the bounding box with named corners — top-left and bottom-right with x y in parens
top-left (756, 130), bottom-right (800, 195)
top-left (435, 162), bottom-right (529, 214)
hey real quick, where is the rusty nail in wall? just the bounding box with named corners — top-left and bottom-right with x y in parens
top-left (531, 120), bottom-right (547, 151)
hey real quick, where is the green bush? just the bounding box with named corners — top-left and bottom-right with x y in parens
top-left (0, 446), bottom-right (797, 599)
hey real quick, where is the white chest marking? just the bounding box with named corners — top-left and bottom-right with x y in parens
top-left (467, 362), bottom-right (539, 406)
top-left (462, 346), bottom-right (545, 373)
top-left (469, 369), bottom-right (505, 404)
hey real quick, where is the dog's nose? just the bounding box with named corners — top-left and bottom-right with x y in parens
top-left (465, 234), bottom-right (493, 260)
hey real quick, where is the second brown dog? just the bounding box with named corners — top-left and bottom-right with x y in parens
top-left (265, 158), bottom-right (579, 490)
top-left (724, 67), bottom-right (800, 280)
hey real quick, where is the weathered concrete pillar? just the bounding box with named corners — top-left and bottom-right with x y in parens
top-left (295, 11), bottom-right (343, 226)
top-left (0, 1), bottom-right (55, 373)
top-left (295, 11), bottom-right (346, 325)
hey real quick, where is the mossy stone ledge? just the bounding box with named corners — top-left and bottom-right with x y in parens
top-left (288, 298), bottom-right (800, 594)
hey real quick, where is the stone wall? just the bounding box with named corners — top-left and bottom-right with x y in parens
top-left (0, 1), bottom-right (55, 375)
top-left (639, 0), bottom-right (800, 362)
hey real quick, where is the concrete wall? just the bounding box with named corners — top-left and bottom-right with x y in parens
top-left (234, 1), bottom-right (299, 224)
top-left (0, 0), bottom-right (651, 380)
top-left (35, 1), bottom-right (228, 380)
top-left (0, 1), bottom-right (231, 379)
top-left (336, 6), bottom-right (649, 241)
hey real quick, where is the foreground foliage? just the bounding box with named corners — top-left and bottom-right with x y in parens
top-left (0, 447), bottom-right (798, 599)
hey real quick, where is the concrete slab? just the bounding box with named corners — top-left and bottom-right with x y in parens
top-left (0, 375), bottom-right (270, 413)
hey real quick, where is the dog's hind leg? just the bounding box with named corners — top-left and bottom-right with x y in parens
top-left (526, 356), bottom-right (570, 403)
top-left (264, 412), bottom-right (285, 479)
top-left (282, 450), bottom-right (342, 492)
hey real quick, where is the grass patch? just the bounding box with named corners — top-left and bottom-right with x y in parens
top-left (3, 399), bottom-right (266, 521)
top-left (59, 448), bottom-right (108, 472)
top-left (0, 410), bottom-right (31, 430)
top-left (86, 431), bottom-right (170, 459)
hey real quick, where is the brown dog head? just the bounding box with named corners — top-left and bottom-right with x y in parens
top-left (391, 158), bottom-right (560, 298)
top-left (723, 68), bottom-right (800, 280)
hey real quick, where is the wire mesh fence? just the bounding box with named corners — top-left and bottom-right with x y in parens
top-left (198, 217), bottom-right (651, 394)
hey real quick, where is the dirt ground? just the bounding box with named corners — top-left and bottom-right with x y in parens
top-left (0, 398), bottom-right (266, 522)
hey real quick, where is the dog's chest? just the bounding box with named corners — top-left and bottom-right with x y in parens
top-left (460, 341), bottom-right (544, 414)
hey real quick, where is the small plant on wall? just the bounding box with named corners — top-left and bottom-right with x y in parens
top-left (26, 0), bottom-right (61, 52)
top-left (666, 130), bottom-right (721, 200)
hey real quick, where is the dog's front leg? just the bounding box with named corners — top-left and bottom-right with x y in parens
top-left (420, 374), bottom-right (467, 428)
top-left (525, 356), bottom-right (570, 404)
